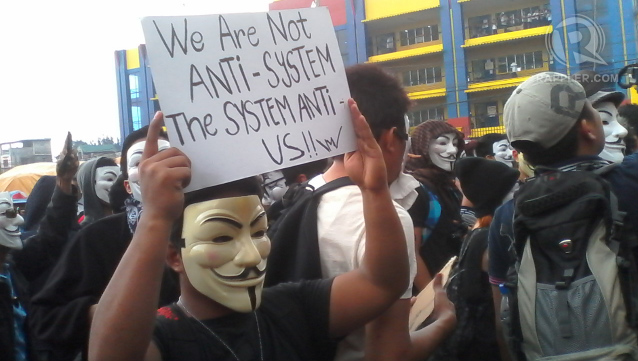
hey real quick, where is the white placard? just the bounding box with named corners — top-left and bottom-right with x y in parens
top-left (142, 8), bottom-right (355, 191)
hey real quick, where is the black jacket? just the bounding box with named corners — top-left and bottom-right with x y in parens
top-left (29, 212), bottom-right (179, 361)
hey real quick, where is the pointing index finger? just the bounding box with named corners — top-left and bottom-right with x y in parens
top-left (65, 132), bottom-right (73, 154)
top-left (143, 112), bottom-right (164, 161)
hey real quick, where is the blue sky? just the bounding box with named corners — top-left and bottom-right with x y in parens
top-left (0, 0), bottom-right (271, 157)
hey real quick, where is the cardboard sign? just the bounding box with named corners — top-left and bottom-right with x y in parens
top-left (141, 8), bottom-right (355, 191)
top-left (408, 257), bottom-right (456, 332)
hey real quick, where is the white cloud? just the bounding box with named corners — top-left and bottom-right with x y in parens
top-left (0, 0), bottom-right (271, 156)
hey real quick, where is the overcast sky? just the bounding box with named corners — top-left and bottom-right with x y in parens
top-left (0, 0), bottom-right (271, 155)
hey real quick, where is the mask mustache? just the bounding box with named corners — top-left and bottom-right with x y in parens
top-left (213, 266), bottom-right (266, 281)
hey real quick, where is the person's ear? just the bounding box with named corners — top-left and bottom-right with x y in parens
top-left (378, 127), bottom-right (399, 154)
top-left (166, 244), bottom-right (185, 273)
top-left (486, 155), bottom-right (495, 160)
top-left (123, 180), bottom-right (133, 195)
top-left (579, 118), bottom-right (598, 141)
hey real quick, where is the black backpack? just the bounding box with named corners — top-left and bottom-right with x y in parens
top-left (264, 176), bottom-right (353, 287)
top-left (500, 165), bottom-right (638, 361)
top-left (429, 228), bottom-right (502, 361)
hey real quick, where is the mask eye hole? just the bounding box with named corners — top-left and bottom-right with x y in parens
top-left (252, 230), bottom-right (266, 238)
top-left (213, 236), bottom-right (233, 243)
top-left (1, 209), bottom-right (17, 218)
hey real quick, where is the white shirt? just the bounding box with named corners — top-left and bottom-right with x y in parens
top-left (309, 173), bottom-right (418, 361)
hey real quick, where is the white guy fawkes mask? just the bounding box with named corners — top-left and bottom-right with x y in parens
top-left (596, 102), bottom-right (628, 163)
top-left (181, 195), bottom-right (270, 313)
top-left (0, 192), bottom-right (24, 250)
top-left (429, 132), bottom-right (459, 172)
top-left (126, 140), bottom-right (171, 203)
top-left (492, 139), bottom-right (514, 167)
top-left (260, 171), bottom-right (287, 206)
top-left (94, 166), bottom-right (120, 204)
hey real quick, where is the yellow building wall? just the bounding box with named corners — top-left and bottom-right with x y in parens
top-left (126, 49), bottom-right (140, 70)
top-left (365, 0), bottom-right (440, 20)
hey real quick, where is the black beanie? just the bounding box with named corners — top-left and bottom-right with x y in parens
top-left (454, 157), bottom-right (520, 218)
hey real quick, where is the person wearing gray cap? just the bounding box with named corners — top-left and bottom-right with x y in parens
top-left (488, 72), bottom-right (638, 361)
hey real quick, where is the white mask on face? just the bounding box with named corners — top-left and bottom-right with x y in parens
top-left (126, 140), bottom-right (171, 203)
top-left (94, 166), bottom-right (120, 204)
top-left (492, 139), bottom-right (514, 167)
top-left (0, 192), bottom-right (24, 250)
top-left (181, 195), bottom-right (270, 313)
top-left (596, 102), bottom-right (628, 163)
top-left (429, 132), bottom-right (459, 172)
top-left (260, 171), bottom-right (287, 206)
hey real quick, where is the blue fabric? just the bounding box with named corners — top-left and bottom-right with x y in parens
top-left (0, 264), bottom-right (28, 361)
top-left (420, 183), bottom-right (442, 245)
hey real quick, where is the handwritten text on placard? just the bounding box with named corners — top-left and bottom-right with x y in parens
top-left (142, 8), bottom-right (354, 191)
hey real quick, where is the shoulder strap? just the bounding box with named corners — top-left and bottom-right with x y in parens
top-left (313, 176), bottom-right (354, 197)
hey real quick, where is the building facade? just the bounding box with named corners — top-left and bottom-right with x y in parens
top-left (115, 0), bottom-right (638, 140)
top-left (0, 139), bottom-right (52, 172)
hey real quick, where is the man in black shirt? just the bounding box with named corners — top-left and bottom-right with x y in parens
top-left (88, 102), bottom-right (410, 361)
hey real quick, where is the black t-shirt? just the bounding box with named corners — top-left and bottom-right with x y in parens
top-left (154, 278), bottom-right (334, 361)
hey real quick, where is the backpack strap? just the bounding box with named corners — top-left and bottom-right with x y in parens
top-left (313, 176), bottom-right (355, 197)
top-left (419, 183), bottom-right (442, 245)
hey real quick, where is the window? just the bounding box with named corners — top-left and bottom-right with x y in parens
top-left (408, 108), bottom-right (444, 127)
top-left (400, 25), bottom-right (439, 46)
top-left (375, 33), bottom-right (395, 55)
top-left (132, 106), bottom-right (142, 130)
top-left (491, 51), bottom-right (544, 74)
top-left (129, 74), bottom-right (140, 99)
top-left (32, 141), bottom-right (50, 155)
top-left (402, 67), bottom-right (442, 87)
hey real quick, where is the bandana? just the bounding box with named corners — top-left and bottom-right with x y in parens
top-left (125, 196), bottom-right (143, 234)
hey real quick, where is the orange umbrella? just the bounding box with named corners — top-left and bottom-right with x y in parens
top-left (0, 163), bottom-right (57, 195)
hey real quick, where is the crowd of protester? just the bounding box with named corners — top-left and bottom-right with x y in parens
top-left (2, 61), bottom-right (638, 361)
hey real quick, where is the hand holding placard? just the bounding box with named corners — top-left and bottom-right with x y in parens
top-left (141, 8), bottom-right (354, 191)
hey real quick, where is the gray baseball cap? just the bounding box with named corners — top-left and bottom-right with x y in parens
top-left (588, 90), bottom-right (625, 108)
top-left (504, 72), bottom-right (587, 149)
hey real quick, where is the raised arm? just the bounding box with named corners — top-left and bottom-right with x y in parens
top-left (88, 113), bottom-right (191, 361)
top-left (328, 99), bottom-right (410, 337)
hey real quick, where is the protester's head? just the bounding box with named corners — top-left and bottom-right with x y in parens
top-left (260, 170), bottom-right (286, 207)
top-left (77, 157), bottom-right (119, 225)
top-left (0, 191), bottom-right (24, 250)
top-left (475, 133), bottom-right (514, 167)
top-left (122, 125), bottom-right (170, 203)
top-left (572, 70), bottom-right (627, 163)
top-left (405, 121), bottom-right (465, 173)
top-left (281, 159), bottom-right (329, 186)
top-left (618, 104), bottom-right (638, 154)
top-left (346, 63), bottom-right (411, 183)
top-left (169, 177), bottom-right (267, 313)
top-left (454, 157), bottom-right (519, 219)
top-left (504, 72), bottom-right (604, 167)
